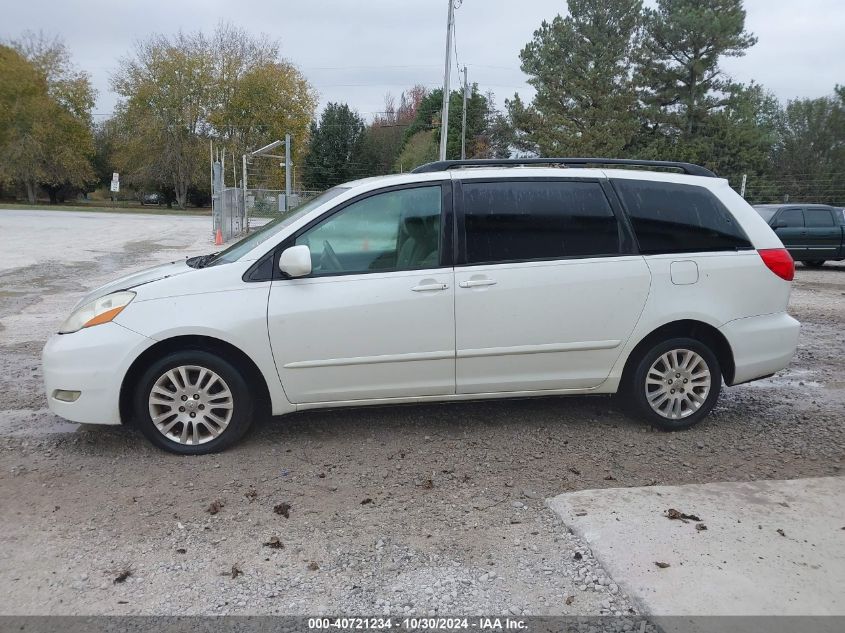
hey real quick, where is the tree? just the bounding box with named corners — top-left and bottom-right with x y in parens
top-left (401, 86), bottom-right (492, 163)
top-left (395, 131), bottom-right (438, 172)
top-left (474, 90), bottom-right (514, 159)
top-left (0, 46), bottom-right (41, 156)
top-left (636, 0), bottom-right (757, 138)
top-left (770, 87), bottom-right (845, 204)
top-left (505, 93), bottom-right (544, 156)
top-left (680, 83), bottom-right (781, 193)
top-left (111, 31), bottom-right (214, 209)
top-left (10, 31), bottom-right (95, 120)
top-left (360, 87), bottom-right (427, 176)
top-left (206, 23), bottom-right (316, 169)
top-left (91, 118), bottom-right (118, 191)
top-left (0, 35), bottom-right (95, 203)
top-left (302, 103), bottom-right (367, 189)
top-left (508, 0), bottom-right (643, 156)
top-left (210, 60), bottom-right (316, 184)
top-left (111, 23), bottom-right (316, 208)
top-left (209, 22), bottom-right (278, 134)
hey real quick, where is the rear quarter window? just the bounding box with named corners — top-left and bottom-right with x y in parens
top-left (614, 180), bottom-right (752, 254)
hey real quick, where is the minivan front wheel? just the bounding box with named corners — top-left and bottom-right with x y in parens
top-left (627, 338), bottom-right (721, 431)
top-left (133, 350), bottom-right (253, 454)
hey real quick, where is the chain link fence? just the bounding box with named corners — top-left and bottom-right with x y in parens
top-left (213, 182), bottom-right (324, 241)
top-left (211, 186), bottom-right (245, 241)
top-left (210, 138), bottom-right (329, 242)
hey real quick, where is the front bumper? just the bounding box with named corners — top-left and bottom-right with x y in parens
top-left (42, 322), bottom-right (153, 425)
top-left (719, 312), bottom-right (801, 385)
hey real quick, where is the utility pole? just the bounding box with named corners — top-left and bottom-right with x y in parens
top-left (242, 153), bottom-right (248, 230)
top-left (460, 66), bottom-right (468, 160)
top-left (740, 173), bottom-right (747, 198)
top-left (285, 133), bottom-right (292, 212)
top-left (438, 0), bottom-right (456, 161)
top-left (210, 140), bottom-right (215, 234)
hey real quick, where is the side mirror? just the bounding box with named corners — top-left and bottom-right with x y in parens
top-left (279, 245), bottom-right (312, 278)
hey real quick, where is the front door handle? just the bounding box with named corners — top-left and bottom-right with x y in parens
top-left (459, 278), bottom-right (497, 288)
top-left (411, 283), bottom-right (449, 292)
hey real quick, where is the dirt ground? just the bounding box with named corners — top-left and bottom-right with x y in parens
top-left (0, 210), bottom-right (842, 617)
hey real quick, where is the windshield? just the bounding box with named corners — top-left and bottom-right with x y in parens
top-left (754, 207), bottom-right (776, 223)
top-left (209, 187), bottom-right (350, 265)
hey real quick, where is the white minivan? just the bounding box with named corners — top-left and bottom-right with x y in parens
top-left (42, 159), bottom-right (800, 454)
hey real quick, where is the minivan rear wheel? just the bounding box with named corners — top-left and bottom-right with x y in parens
top-left (133, 350), bottom-right (253, 454)
top-left (626, 337), bottom-right (721, 431)
top-left (803, 260), bottom-right (826, 268)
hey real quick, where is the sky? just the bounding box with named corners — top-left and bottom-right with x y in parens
top-left (1, 0), bottom-right (843, 123)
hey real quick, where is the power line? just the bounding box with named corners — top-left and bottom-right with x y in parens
top-left (302, 64), bottom-right (442, 70)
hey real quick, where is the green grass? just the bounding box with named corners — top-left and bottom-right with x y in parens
top-left (0, 201), bottom-right (211, 216)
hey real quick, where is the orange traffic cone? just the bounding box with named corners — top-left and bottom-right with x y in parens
top-left (214, 228), bottom-right (223, 246)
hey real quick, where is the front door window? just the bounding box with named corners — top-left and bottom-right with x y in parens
top-left (295, 186), bottom-right (442, 275)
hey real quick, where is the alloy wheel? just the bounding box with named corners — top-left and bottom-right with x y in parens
top-left (147, 365), bottom-right (234, 445)
top-left (644, 349), bottom-right (711, 420)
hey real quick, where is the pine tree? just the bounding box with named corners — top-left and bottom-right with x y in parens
top-left (636, 0), bottom-right (757, 137)
top-left (302, 103), bottom-right (367, 189)
top-left (508, 0), bottom-right (643, 156)
top-left (693, 83), bottom-right (780, 194)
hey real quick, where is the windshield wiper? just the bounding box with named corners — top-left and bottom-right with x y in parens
top-left (186, 253), bottom-right (219, 269)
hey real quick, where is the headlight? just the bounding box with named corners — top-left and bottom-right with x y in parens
top-left (59, 291), bottom-right (136, 334)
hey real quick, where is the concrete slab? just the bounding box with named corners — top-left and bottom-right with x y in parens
top-left (548, 477), bottom-right (845, 617)
top-left (0, 210), bottom-right (215, 345)
top-left (0, 209), bottom-right (212, 272)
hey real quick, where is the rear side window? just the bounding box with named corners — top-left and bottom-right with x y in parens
top-left (614, 180), bottom-right (751, 254)
top-left (778, 209), bottom-right (804, 227)
top-left (805, 208), bottom-right (835, 227)
top-left (461, 180), bottom-right (620, 264)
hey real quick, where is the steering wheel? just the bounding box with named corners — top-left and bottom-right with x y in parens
top-left (321, 240), bottom-right (343, 272)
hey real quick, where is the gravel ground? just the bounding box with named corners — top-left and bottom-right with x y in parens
top-left (0, 210), bottom-right (842, 617)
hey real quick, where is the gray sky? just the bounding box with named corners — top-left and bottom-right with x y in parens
top-left (2, 0), bottom-right (843, 122)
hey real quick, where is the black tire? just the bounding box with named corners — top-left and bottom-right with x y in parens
top-left (624, 337), bottom-right (721, 431)
top-left (803, 260), bottom-right (826, 268)
top-left (133, 350), bottom-right (254, 454)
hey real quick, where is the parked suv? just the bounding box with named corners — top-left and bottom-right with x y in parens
top-left (753, 203), bottom-right (845, 267)
top-left (42, 159), bottom-right (800, 454)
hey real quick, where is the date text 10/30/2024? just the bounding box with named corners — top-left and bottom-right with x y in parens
top-left (307, 617), bottom-right (528, 631)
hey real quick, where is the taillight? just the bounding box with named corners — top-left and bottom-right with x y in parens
top-left (758, 248), bottom-right (794, 281)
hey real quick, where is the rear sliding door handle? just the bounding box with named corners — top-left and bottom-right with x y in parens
top-left (458, 279), bottom-right (497, 288)
top-left (411, 283), bottom-right (449, 292)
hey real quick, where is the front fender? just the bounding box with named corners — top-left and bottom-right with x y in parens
top-left (113, 286), bottom-right (294, 415)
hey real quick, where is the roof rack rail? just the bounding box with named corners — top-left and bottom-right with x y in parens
top-left (411, 158), bottom-right (717, 178)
